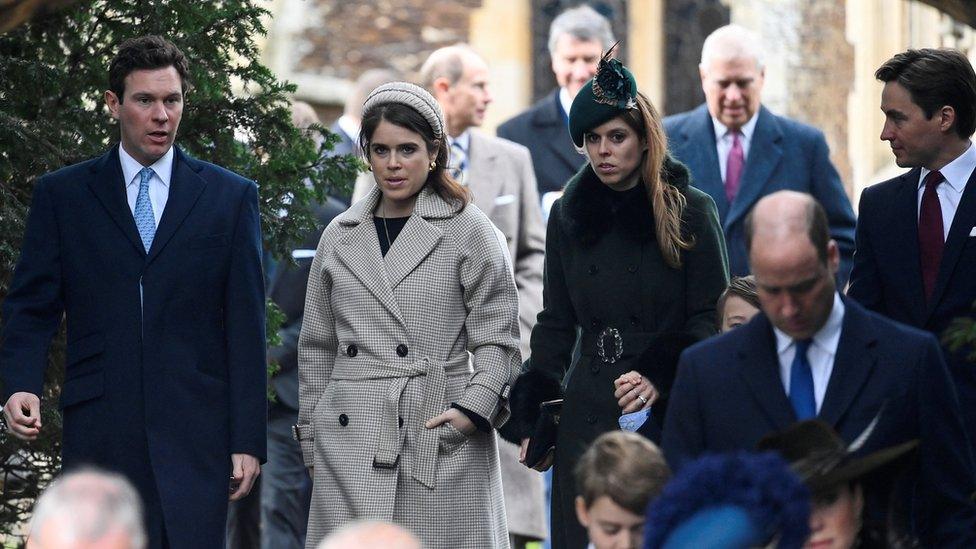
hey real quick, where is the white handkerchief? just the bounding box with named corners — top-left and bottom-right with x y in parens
top-left (969, 226), bottom-right (976, 237)
top-left (291, 249), bottom-right (316, 259)
top-left (494, 194), bottom-right (516, 206)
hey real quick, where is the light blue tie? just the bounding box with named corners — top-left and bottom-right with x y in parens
top-left (134, 167), bottom-right (156, 252)
top-left (789, 339), bottom-right (816, 420)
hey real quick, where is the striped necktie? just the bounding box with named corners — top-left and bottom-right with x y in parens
top-left (450, 141), bottom-right (467, 184)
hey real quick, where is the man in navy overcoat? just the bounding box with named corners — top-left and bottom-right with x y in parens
top-left (664, 24), bottom-right (856, 283)
top-left (848, 48), bottom-right (976, 463)
top-left (0, 36), bottom-right (266, 548)
top-left (663, 191), bottom-right (976, 546)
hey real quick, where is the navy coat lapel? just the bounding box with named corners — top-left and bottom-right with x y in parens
top-left (674, 105), bottom-right (726, 220)
top-left (726, 107), bottom-right (783, 230)
top-left (536, 92), bottom-right (581, 174)
top-left (927, 168), bottom-right (976, 319)
top-left (86, 146), bottom-right (145, 255)
top-left (889, 169), bottom-right (927, 324)
top-left (735, 315), bottom-right (796, 430)
top-left (819, 299), bottom-right (877, 427)
top-left (147, 148), bottom-right (207, 265)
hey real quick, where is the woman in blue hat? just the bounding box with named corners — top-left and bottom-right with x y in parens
top-left (503, 49), bottom-right (729, 548)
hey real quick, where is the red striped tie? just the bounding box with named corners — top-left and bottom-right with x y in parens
top-left (918, 170), bottom-right (945, 301)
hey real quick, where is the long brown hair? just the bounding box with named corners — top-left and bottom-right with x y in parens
top-left (359, 102), bottom-right (470, 207)
top-left (618, 92), bottom-right (692, 268)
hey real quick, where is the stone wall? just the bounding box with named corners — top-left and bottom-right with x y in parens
top-left (662, 0), bottom-right (729, 115)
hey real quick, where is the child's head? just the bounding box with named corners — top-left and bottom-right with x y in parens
top-left (574, 431), bottom-right (671, 549)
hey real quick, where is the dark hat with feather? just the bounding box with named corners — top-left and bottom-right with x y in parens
top-left (568, 42), bottom-right (638, 148)
top-left (757, 418), bottom-right (918, 494)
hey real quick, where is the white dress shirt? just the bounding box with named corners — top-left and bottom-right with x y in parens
top-left (774, 292), bottom-right (845, 414)
top-left (918, 142), bottom-right (976, 240)
top-left (119, 144), bottom-right (173, 227)
top-left (711, 113), bottom-right (759, 183)
top-left (559, 87), bottom-right (574, 121)
top-left (336, 114), bottom-right (360, 144)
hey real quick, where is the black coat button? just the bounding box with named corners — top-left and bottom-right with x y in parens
top-left (590, 364), bottom-right (599, 374)
top-left (630, 316), bottom-right (641, 327)
top-left (338, 414), bottom-right (348, 426)
top-left (588, 264), bottom-right (599, 275)
top-left (396, 344), bottom-right (408, 357)
top-left (591, 318), bottom-right (601, 329)
top-left (398, 416), bottom-right (404, 428)
top-left (586, 414), bottom-right (597, 424)
top-left (346, 344), bottom-right (358, 357)
top-left (628, 264), bottom-right (638, 273)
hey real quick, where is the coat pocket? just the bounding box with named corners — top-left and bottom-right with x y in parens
top-left (437, 422), bottom-right (470, 456)
top-left (59, 371), bottom-right (104, 410)
top-left (66, 332), bottom-right (104, 366)
top-left (188, 233), bottom-right (229, 249)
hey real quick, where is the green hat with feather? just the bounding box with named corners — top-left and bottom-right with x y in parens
top-left (568, 43), bottom-right (638, 148)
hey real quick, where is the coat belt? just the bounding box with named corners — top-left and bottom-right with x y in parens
top-left (330, 353), bottom-right (471, 490)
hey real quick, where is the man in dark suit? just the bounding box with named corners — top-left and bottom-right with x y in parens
top-left (849, 48), bottom-right (976, 461)
top-left (1, 36), bottom-right (266, 548)
top-left (496, 4), bottom-right (614, 203)
top-left (664, 24), bottom-right (856, 282)
top-left (663, 191), bottom-right (976, 546)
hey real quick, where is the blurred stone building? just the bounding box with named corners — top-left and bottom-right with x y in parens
top-left (258, 0), bottom-right (975, 205)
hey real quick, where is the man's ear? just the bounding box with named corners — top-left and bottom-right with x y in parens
top-left (939, 105), bottom-right (957, 134)
top-left (432, 77), bottom-right (452, 99)
top-left (104, 90), bottom-right (121, 120)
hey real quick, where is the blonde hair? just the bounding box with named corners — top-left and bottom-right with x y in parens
top-left (620, 92), bottom-right (693, 268)
top-left (575, 431), bottom-right (671, 515)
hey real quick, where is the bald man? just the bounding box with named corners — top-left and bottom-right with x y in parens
top-left (317, 521), bottom-right (421, 549)
top-left (662, 191), bottom-right (976, 545)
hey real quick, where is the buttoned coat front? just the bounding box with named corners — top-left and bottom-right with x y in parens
top-left (297, 184), bottom-right (521, 549)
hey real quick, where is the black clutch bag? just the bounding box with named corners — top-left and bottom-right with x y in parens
top-left (524, 399), bottom-right (563, 470)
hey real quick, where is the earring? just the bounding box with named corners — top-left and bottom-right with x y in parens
top-left (367, 164), bottom-right (373, 172)
top-left (429, 160), bottom-right (437, 171)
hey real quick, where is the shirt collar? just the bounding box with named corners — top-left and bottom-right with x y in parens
top-left (448, 130), bottom-right (471, 153)
top-left (336, 114), bottom-right (360, 143)
top-left (119, 143), bottom-right (174, 188)
top-left (559, 87), bottom-right (574, 119)
top-left (919, 141), bottom-right (975, 194)
top-left (773, 292), bottom-right (845, 355)
top-left (711, 111), bottom-right (760, 143)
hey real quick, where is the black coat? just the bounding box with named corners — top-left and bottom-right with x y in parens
top-left (504, 158), bottom-right (729, 549)
top-left (497, 91), bottom-right (585, 195)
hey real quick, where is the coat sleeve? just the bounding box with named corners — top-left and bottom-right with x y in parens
top-left (454, 212), bottom-right (522, 427)
top-left (296, 227), bottom-right (340, 466)
top-left (915, 333), bottom-right (976, 545)
top-left (661, 349), bottom-right (707, 471)
top-left (225, 181), bottom-right (268, 461)
top-left (501, 201), bottom-right (575, 443)
top-left (0, 176), bottom-right (63, 401)
top-left (808, 131), bottom-right (856, 286)
top-left (513, 146), bottom-right (546, 360)
top-left (846, 186), bottom-right (885, 312)
top-left (682, 191), bottom-right (729, 341)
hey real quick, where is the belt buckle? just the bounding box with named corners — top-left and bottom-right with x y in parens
top-left (597, 327), bottom-right (623, 364)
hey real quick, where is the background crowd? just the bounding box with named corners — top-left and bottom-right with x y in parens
top-left (3, 1), bottom-right (976, 549)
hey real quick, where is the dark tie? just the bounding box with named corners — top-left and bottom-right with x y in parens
top-left (789, 339), bottom-right (816, 420)
top-left (725, 131), bottom-right (744, 203)
top-left (918, 170), bottom-right (945, 301)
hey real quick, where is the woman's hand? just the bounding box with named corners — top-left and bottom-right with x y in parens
top-left (519, 437), bottom-right (554, 471)
top-left (613, 371), bottom-right (657, 414)
top-left (425, 407), bottom-right (476, 435)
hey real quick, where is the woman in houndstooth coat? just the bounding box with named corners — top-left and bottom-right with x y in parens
top-left (295, 82), bottom-right (521, 548)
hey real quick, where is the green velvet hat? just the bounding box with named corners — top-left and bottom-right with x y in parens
top-left (569, 44), bottom-right (638, 148)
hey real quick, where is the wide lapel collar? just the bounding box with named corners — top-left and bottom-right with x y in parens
top-left (889, 169), bottom-right (927, 324)
top-left (735, 314), bottom-right (796, 430)
top-left (535, 91), bottom-right (584, 174)
top-left (333, 186), bottom-right (406, 326)
top-left (819, 299), bottom-right (877, 427)
top-left (86, 145), bottom-right (145, 255)
top-left (146, 147), bottom-right (207, 265)
top-left (466, 130), bottom-right (501, 216)
top-left (676, 104), bottom-right (727, 219)
top-left (726, 107), bottom-right (784, 230)
top-left (384, 185), bottom-right (447, 289)
top-left (927, 167), bottom-right (976, 319)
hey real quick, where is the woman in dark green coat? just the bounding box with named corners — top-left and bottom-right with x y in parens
top-left (502, 53), bottom-right (729, 549)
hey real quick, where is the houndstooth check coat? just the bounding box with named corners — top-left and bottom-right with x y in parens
top-left (296, 183), bottom-right (521, 548)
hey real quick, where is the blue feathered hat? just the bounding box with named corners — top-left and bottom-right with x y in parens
top-left (643, 452), bottom-right (811, 549)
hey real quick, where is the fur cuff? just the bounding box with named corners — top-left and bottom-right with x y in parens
top-left (497, 365), bottom-right (563, 445)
